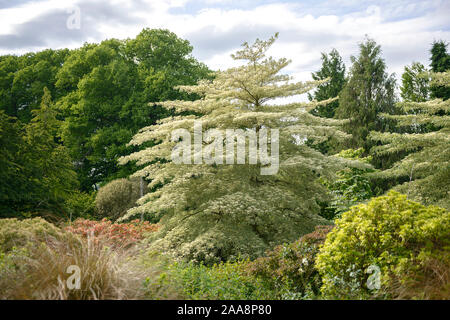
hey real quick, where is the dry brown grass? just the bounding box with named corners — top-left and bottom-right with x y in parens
top-left (389, 256), bottom-right (450, 300)
top-left (0, 232), bottom-right (150, 300)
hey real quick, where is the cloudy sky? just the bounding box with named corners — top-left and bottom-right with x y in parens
top-left (0, 0), bottom-right (449, 84)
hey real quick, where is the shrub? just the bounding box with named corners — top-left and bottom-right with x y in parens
top-left (138, 252), bottom-right (191, 300)
top-left (0, 217), bottom-right (67, 253)
top-left (161, 259), bottom-right (276, 300)
top-left (65, 218), bottom-right (159, 249)
top-left (320, 148), bottom-right (374, 220)
top-left (315, 191), bottom-right (450, 299)
top-left (95, 178), bottom-right (146, 220)
top-left (246, 225), bottom-right (333, 299)
top-left (65, 191), bottom-right (96, 220)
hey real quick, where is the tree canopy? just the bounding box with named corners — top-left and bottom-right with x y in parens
top-left (119, 34), bottom-right (366, 264)
top-left (308, 48), bottom-right (346, 118)
top-left (400, 62), bottom-right (430, 102)
top-left (55, 29), bottom-right (211, 191)
top-left (0, 28), bottom-right (211, 217)
top-left (336, 37), bottom-right (397, 149)
top-left (0, 88), bottom-right (77, 217)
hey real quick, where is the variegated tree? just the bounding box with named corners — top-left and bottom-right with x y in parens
top-left (119, 34), bottom-right (363, 264)
top-left (370, 71), bottom-right (450, 209)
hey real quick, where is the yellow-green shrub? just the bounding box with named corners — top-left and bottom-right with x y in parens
top-left (315, 191), bottom-right (450, 299)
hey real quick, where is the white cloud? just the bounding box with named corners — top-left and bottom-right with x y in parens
top-left (0, 0), bottom-right (449, 90)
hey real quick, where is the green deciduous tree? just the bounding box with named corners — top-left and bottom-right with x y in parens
top-left (400, 62), bottom-right (430, 102)
top-left (336, 37), bottom-right (397, 149)
top-left (0, 49), bottom-right (70, 122)
top-left (119, 34), bottom-right (365, 264)
top-left (56, 29), bottom-right (210, 191)
top-left (308, 48), bottom-right (346, 118)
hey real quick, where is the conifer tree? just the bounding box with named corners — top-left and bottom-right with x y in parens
top-left (429, 40), bottom-right (450, 100)
top-left (120, 34), bottom-right (365, 264)
top-left (336, 37), bottom-right (396, 149)
top-left (25, 87), bottom-right (78, 213)
top-left (369, 71), bottom-right (450, 209)
top-left (0, 111), bottom-right (29, 215)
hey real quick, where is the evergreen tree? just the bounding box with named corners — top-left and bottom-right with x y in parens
top-left (0, 111), bottom-right (30, 216)
top-left (24, 88), bottom-right (78, 215)
top-left (1, 88), bottom-right (78, 217)
top-left (336, 37), bottom-right (397, 149)
top-left (369, 71), bottom-right (450, 209)
top-left (429, 40), bottom-right (450, 100)
top-left (119, 34), bottom-right (365, 264)
top-left (308, 48), bottom-right (346, 118)
top-left (400, 62), bottom-right (430, 102)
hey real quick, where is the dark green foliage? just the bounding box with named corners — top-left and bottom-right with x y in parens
top-left (0, 89), bottom-right (77, 218)
top-left (24, 88), bottom-right (78, 210)
top-left (64, 191), bottom-right (96, 220)
top-left (429, 40), bottom-right (450, 100)
top-left (0, 49), bottom-right (70, 123)
top-left (0, 28), bottom-right (211, 219)
top-left (0, 29), bottom-right (211, 196)
top-left (320, 148), bottom-right (375, 220)
top-left (0, 111), bottom-right (29, 216)
top-left (55, 29), bottom-right (211, 191)
top-left (336, 37), bottom-right (397, 149)
top-left (308, 49), bottom-right (346, 118)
